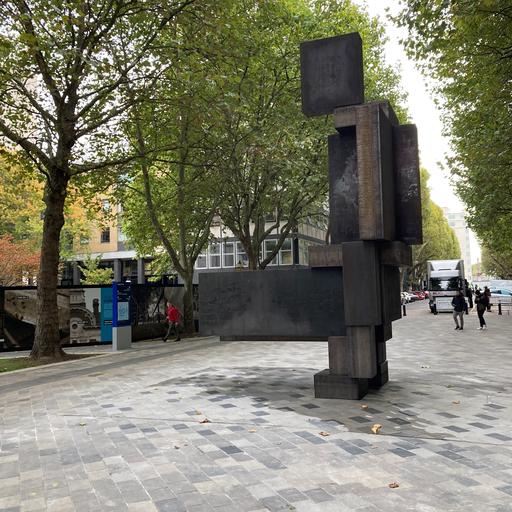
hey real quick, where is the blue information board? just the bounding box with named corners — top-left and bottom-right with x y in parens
top-left (112, 282), bottom-right (131, 328)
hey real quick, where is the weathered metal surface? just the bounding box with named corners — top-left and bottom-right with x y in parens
top-left (300, 33), bottom-right (364, 117)
top-left (329, 129), bottom-right (360, 243)
top-left (199, 268), bottom-right (345, 339)
top-left (393, 124), bottom-right (423, 245)
top-left (309, 244), bottom-right (344, 268)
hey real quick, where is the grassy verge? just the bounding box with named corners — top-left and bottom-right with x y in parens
top-left (0, 354), bottom-right (97, 374)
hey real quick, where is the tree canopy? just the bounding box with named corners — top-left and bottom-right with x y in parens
top-left (394, 1), bottom-right (512, 266)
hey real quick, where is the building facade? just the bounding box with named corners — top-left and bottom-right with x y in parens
top-left (443, 208), bottom-right (472, 282)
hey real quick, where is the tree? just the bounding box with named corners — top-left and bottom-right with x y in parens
top-left (481, 245), bottom-right (512, 280)
top-left (394, 1), bottom-right (512, 265)
top-left (198, 0), bottom-right (409, 270)
top-left (80, 254), bottom-right (114, 285)
top-left (0, 0), bottom-right (195, 360)
top-left (0, 235), bottom-right (40, 286)
top-left (407, 168), bottom-right (460, 288)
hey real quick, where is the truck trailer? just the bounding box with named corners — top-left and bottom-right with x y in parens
top-left (426, 259), bottom-right (466, 313)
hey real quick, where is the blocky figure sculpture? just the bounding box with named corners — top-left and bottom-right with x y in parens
top-left (199, 32), bottom-right (422, 400)
top-left (303, 32), bottom-right (422, 399)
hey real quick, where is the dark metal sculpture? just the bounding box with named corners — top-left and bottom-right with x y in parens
top-left (199, 32), bottom-right (422, 400)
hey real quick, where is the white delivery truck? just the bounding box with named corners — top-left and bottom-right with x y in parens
top-left (426, 259), bottom-right (466, 313)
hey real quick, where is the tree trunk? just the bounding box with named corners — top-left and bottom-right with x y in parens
top-left (31, 176), bottom-right (68, 360)
top-left (182, 274), bottom-right (195, 334)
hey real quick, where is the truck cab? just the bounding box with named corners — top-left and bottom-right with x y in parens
top-left (426, 259), bottom-right (466, 313)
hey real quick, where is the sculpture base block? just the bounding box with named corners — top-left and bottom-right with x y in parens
top-left (369, 360), bottom-right (389, 389)
top-left (314, 369), bottom-right (368, 400)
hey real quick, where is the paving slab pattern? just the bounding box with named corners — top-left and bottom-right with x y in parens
top-left (0, 302), bottom-right (511, 511)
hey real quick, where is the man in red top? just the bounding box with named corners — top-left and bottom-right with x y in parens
top-left (163, 302), bottom-right (181, 342)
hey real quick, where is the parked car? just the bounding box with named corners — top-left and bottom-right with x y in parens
top-left (405, 291), bottom-right (420, 302)
top-left (411, 290), bottom-right (426, 300)
top-left (490, 288), bottom-right (512, 297)
top-left (401, 292), bottom-right (410, 304)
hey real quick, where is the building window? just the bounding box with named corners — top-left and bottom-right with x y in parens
top-left (299, 239), bottom-right (309, 265)
top-left (117, 225), bottom-right (126, 242)
top-left (280, 238), bottom-right (293, 265)
top-left (209, 242), bottom-right (221, 268)
top-left (223, 242), bottom-right (235, 267)
top-left (236, 242), bottom-right (248, 267)
top-left (80, 235), bottom-right (90, 245)
top-left (101, 228), bottom-right (110, 243)
top-left (101, 199), bottom-right (111, 213)
top-left (264, 239), bottom-right (278, 265)
top-left (196, 250), bottom-right (207, 269)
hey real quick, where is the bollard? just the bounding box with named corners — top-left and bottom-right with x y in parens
top-left (498, 302), bottom-right (502, 315)
top-left (402, 303), bottom-right (407, 316)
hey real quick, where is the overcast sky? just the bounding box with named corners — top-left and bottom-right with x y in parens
top-left (353, 0), bottom-right (481, 262)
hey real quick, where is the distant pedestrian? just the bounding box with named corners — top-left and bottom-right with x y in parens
top-left (466, 285), bottom-right (473, 309)
top-left (484, 286), bottom-right (492, 311)
top-left (163, 302), bottom-right (181, 342)
top-left (451, 291), bottom-right (466, 330)
top-left (475, 290), bottom-right (488, 330)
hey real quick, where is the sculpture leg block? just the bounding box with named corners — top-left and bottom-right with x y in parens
top-left (347, 326), bottom-right (377, 378)
top-left (314, 369), bottom-right (368, 400)
top-left (369, 360), bottom-right (389, 389)
top-left (328, 336), bottom-right (350, 374)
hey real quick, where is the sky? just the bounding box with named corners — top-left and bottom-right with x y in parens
top-left (353, 0), bottom-right (481, 263)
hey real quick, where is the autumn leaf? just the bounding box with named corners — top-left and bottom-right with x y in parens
top-left (199, 418), bottom-right (210, 424)
top-left (388, 482), bottom-right (399, 489)
top-left (319, 431), bottom-right (330, 437)
top-left (452, 400), bottom-right (460, 405)
top-left (371, 424), bottom-right (382, 434)
top-left (248, 428), bottom-right (257, 433)
top-left (361, 404), bottom-right (368, 410)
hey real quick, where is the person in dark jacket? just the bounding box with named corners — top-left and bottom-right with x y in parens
top-left (466, 282), bottom-right (474, 309)
top-left (484, 286), bottom-right (492, 311)
top-left (451, 291), bottom-right (467, 330)
top-left (475, 290), bottom-right (488, 330)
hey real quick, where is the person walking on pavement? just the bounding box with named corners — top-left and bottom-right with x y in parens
top-left (475, 290), bottom-right (488, 330)
top-left (163, 302), bottom-right (181, 342)
top-left (466, 282), bottom-right (474, 309)
top-left (451, 290), bottom-right (467, 330)
top-left (484, 286), bottom-right (492, 312)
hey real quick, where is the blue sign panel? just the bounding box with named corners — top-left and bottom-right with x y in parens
top-left (112, 282), bottom-right (131, 327)
top-left (100, 287), bottom-right (113, 342)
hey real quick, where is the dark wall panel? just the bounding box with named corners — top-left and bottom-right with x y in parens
top-left (199, 268), bottom-right (345, 339)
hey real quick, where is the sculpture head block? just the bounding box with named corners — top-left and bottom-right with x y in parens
top-left (300, 33), bottom-right (364, 117)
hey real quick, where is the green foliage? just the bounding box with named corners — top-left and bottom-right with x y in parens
top-left (408, 168), bottom-right (461, 287)
top-left (79, 254), bottom-right (113, 285)
top-left (481, 245), bottom-right (512, 280)
top-left (395, 1), bottom-right (512, 263)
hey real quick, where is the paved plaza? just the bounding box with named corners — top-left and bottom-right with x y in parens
top-left (1, 302), bottom-right (511, 512)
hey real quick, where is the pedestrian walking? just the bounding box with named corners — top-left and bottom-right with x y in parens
top-left (466, 282), bottom-right (473, 309)
top-left (451, 291), bottom-right (466, 330)
top-left (475, 290), bottom-right (488, 330)
top-left (163, 302), bottom-right (181, 342)
top-left (484, 286), bottom-right (492, 312)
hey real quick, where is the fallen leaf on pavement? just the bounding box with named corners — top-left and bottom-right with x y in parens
top-left (319, 431), bottom-right (330, 437)
top-left (371, 424), bottom-right (382, 434)
top-left (421, 365), bottom-right (431, 369)
top-left (248, 428), bottom-right (257, 433)
top-left (361, 404), bottom-right (368, 410)
top-left (199, 418), bottom-right (210, 424)
top-left (452, 400), bottom-right (460, 405)
top-left (388, 482), bottom-right (399, 489)
top-left (79, 422), bottom-right (86, 427)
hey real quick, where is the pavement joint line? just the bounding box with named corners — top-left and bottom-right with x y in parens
top-left (56, 413), bottom-right (512, 449)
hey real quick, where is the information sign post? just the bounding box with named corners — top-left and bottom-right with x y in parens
top-left (112, 281), bottom-right (132, 350)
